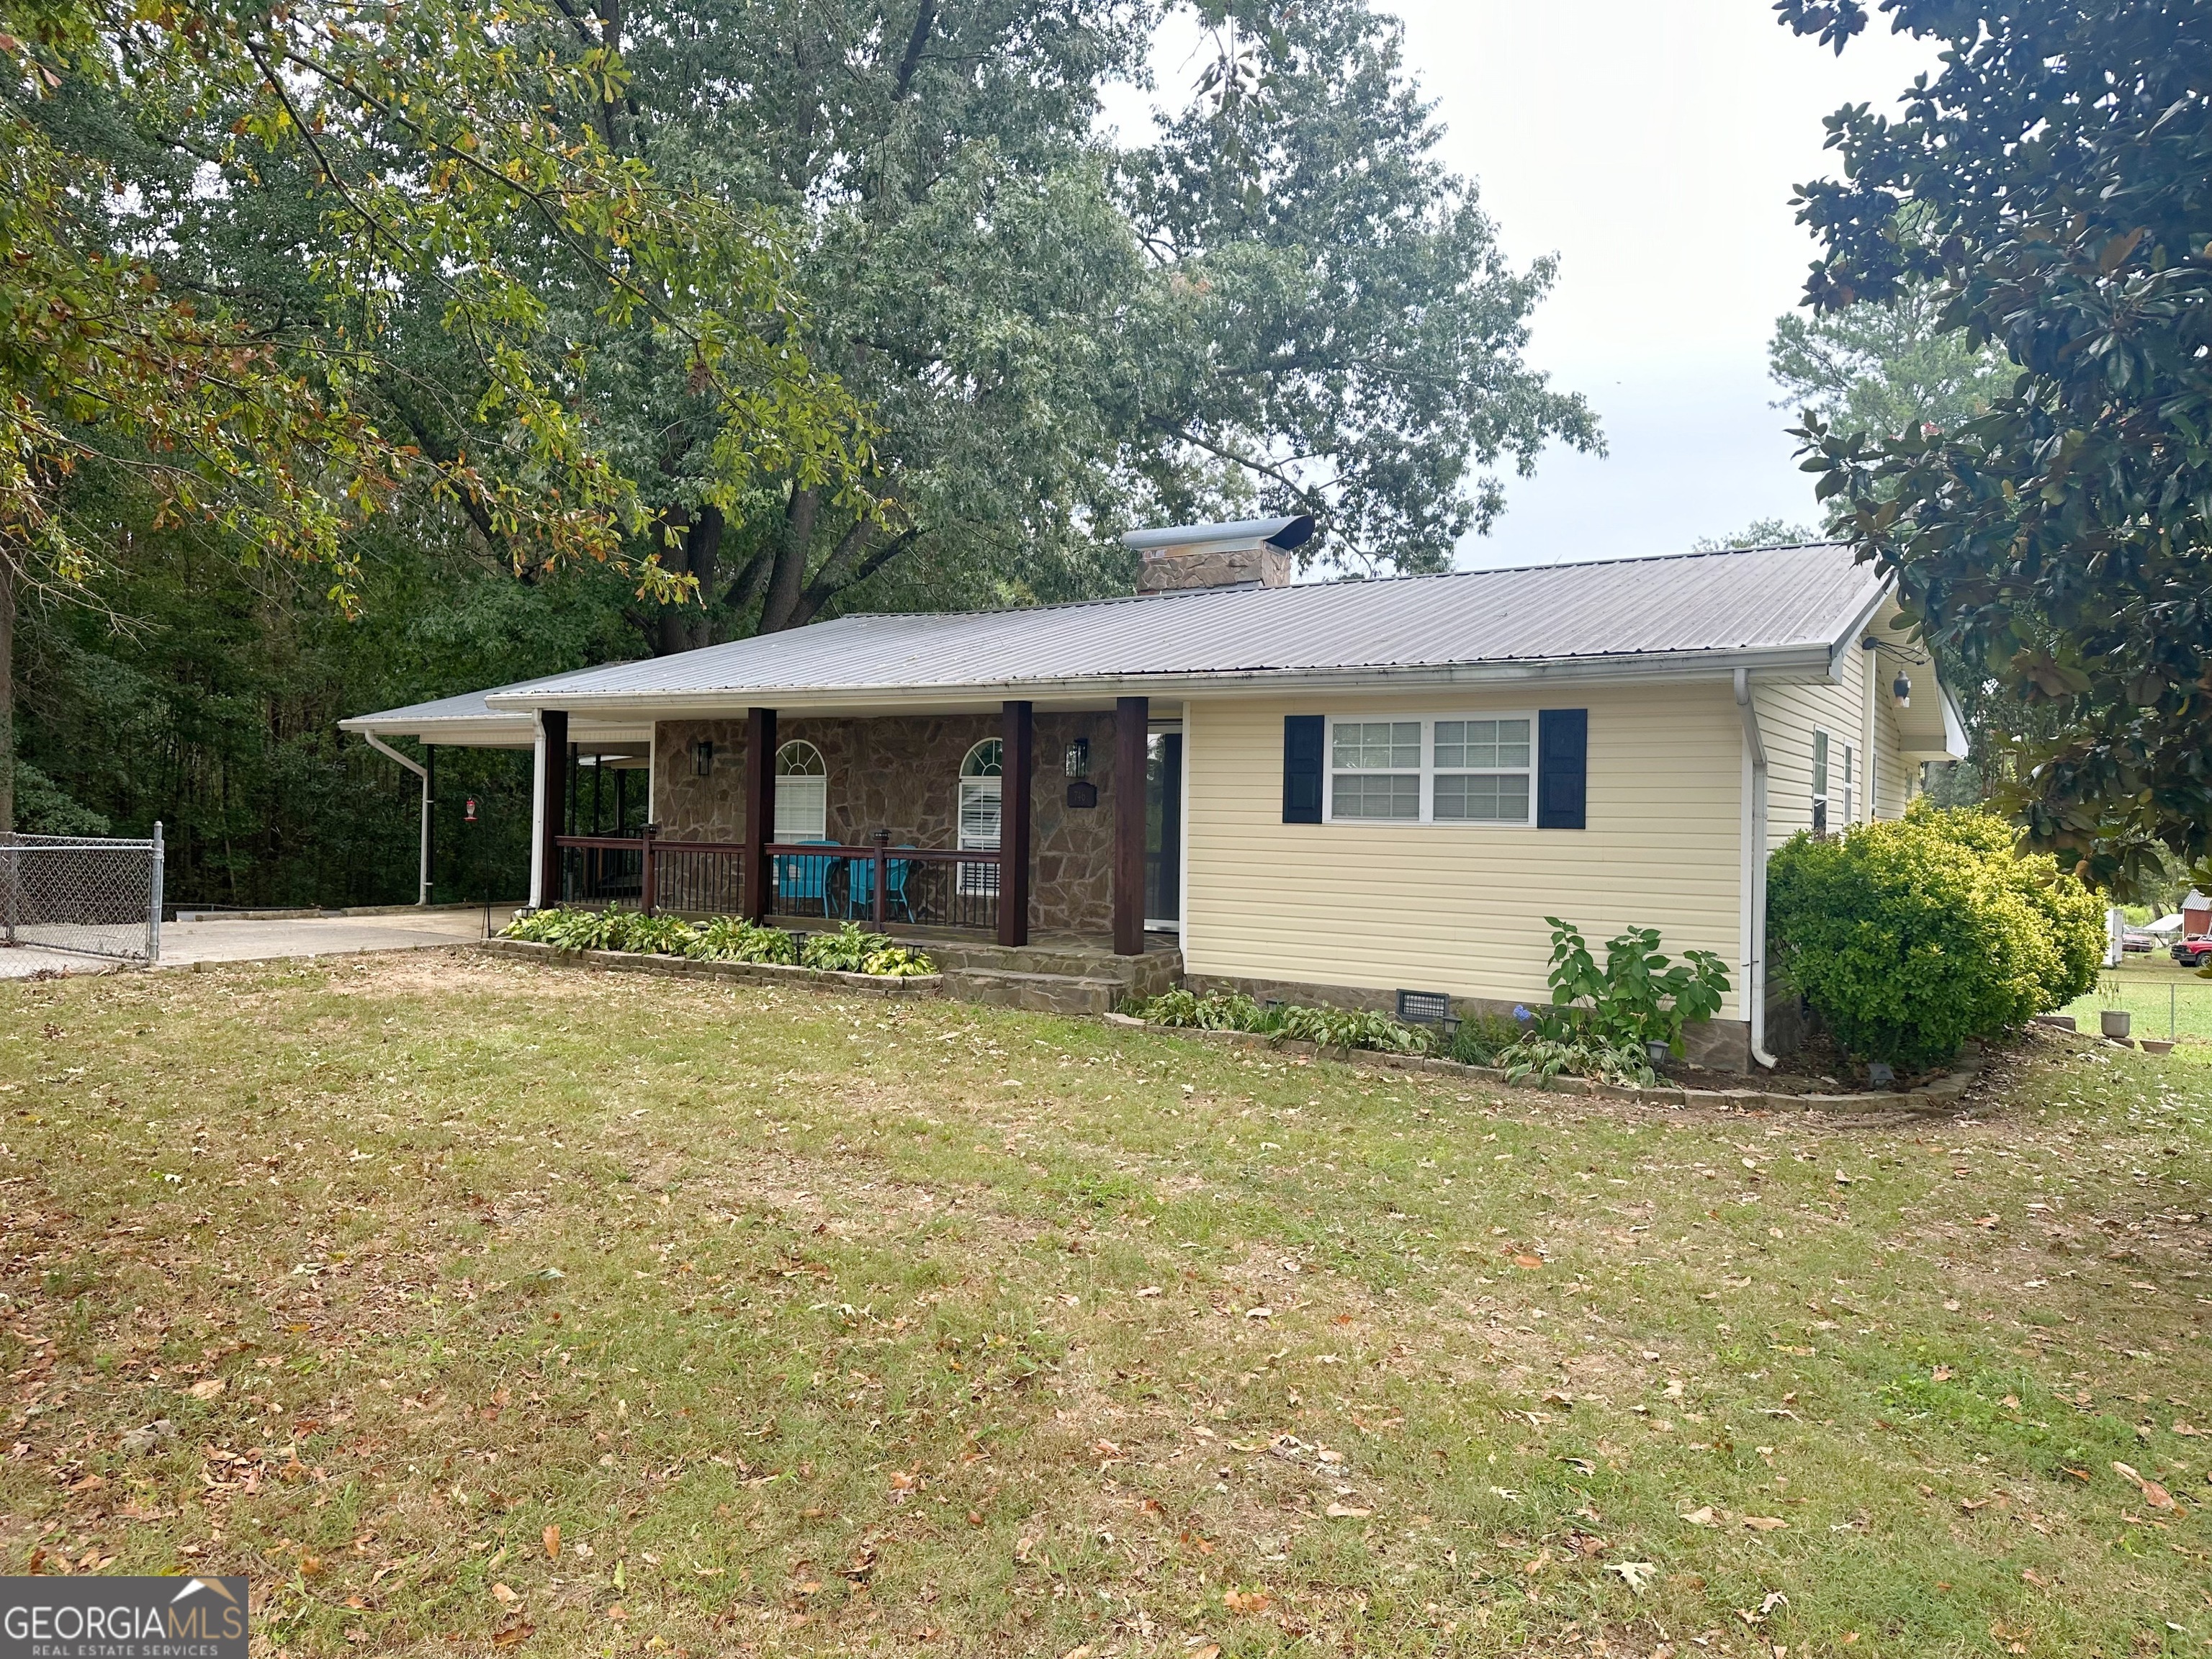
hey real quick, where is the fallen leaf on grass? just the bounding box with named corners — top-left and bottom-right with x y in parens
top-left (1511, 1255), bottom-right (1544, 1269)
top-left (2022, 1568), bottom-right (2051, 1588)
top-left (1134, 1287), bottom-right (1161, 1299)
top-left (1679, 1507), bottom-right (1718, 1527)
top-left (1742, 1516), bottom-right (1788, 1532)
top-left (489, 1624), bottom-right (533, 1648)
top-left (2175, 1422), bottom-right (2205, 1438)
top-left (1223, 1590), bottom-right (1271, 1614)
top-left (2113, 1462), bottom-right (2177, 1509)
top-left (1324, 1503), bottom-right (1371, 1519)
top-left (1931, 1365), bottom-right (1955, 1382)
top-left (1607, 1561), bottom-right (1657, 1592)
top-left (1061, 1647), bottom-right (1092, 1659)
top-left (491, 1584), bottom-right (518, 1604)
top-left (186, 1380), bottom-right (225, 1400)
top-left (1188, 1647), bottom-right (1220, 1659)
top-left (542, 1525), bottom-right (559, 1560)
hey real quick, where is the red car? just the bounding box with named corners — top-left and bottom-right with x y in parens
top-left (2172, 938), bottom-right (2212, 967)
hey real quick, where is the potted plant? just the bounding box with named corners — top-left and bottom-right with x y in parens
top-left (2099, 975), bottom-right (2132, 1040)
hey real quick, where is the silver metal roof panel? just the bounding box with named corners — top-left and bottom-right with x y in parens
top-left (481, 542), bottom-right (1881, 708)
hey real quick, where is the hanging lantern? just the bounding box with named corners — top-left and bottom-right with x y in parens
top-left (1892, 671), bottom-right (1912, 708)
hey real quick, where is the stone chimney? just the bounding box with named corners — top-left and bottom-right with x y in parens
top-left (1123, 515), bottom-right (1315, 594)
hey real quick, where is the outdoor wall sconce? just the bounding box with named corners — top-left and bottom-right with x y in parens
top-left (693, 738), bottom-right (715, 776)
top-left (1064, 737), bottom-right (1090, 778)
top-left (1892, 671), bottom-right (1912, 708)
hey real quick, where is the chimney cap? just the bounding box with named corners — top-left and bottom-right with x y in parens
top-left (1121, 514), bottom-right (1315, 555)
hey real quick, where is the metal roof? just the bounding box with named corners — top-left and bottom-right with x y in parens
top-left (341, 542), bottom-right (1892, 736)
top-left (488, 542), bottom-right (1885, 711)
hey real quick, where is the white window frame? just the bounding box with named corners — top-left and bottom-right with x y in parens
top-left (773, 739), bottom-right (828, 842)
top-left (956, 738), bottom-right (1002, 895)
top-left (1320, 712), bottom-right (1537, 827)
top-left (1811, 727), bottom-right (1830, 832)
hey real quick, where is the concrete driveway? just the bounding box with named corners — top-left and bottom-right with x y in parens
top-left (0, 905), bottom-right (518, 976)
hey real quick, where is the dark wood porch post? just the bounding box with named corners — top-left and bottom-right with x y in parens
top-left (1112, 695), bottom-right (1147, 956)
top-left (743, 707), bottom-right (776, 921)
top-left (536, 709), bottom-right (567, 909)
top-left (999, 701), bottom-right (1033, 947)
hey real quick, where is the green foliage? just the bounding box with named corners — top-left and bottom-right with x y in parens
top-left (688, 917), bottom-right (799, 966)
top-left (1540, 917), bottom-right (1730, 1056)
top-left (1442, 1010), bottom-right (1523, 1066)
top-left (504, 909), bottom-right (932, 976)
top-left (1780, 0), bottom-right (2212, 896)
top-left (1501, 1035), bottom-right (1657, 1089)
top-left (12, 762), bottom-right (107, 836)
top-left (1766, 803), bottom-right (2108, 1067)
top-left (1768, 278), bottom-right (2013, 448)
top-left (504, 905), bottom-right (693, 956)
top-left (1133, 989), bottom-right (1271, 1032)
top-left (799, 922), bottom-right (936, 978)
top-left (1128, 989), bottom-right (1429, 1056)
top-left (1270, 1004), bottom-right (1429, 1055)
top-left (1691, 518), bottom-right (1822, 552)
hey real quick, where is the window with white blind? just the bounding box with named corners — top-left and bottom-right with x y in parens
top-left (956, 738), bottom-right (1002, 894)
top-left (773, 740), bottom-right (827, 841)
top-left (1324, 715), bottom-right (1535, 825)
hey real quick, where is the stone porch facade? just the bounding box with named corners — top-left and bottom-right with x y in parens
top-left (650, 709), bottom-right (1130, 936)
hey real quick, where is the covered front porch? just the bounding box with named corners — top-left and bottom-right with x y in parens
top-left (534, 698), bottom-right (1184, 956)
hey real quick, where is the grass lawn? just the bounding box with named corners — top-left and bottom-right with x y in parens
top-left (8, 954), bottom-right (2212, 1658)
top-left (2063, 956), bottom-right (2212, 1060)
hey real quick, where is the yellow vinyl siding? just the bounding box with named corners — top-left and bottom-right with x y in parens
top-left (1183, 681), bottom-right (1752, 1019)
top-left (1753, 598), bottom-right (1917, 842)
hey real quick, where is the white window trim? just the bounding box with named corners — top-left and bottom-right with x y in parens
top-left (1319, 712), bottom-right (1538, 827)
top-left (1811, 727), bottom-right (1830, 831)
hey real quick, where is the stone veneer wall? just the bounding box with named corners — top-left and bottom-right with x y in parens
top-left (650, 710), bottom-right (1127, 935)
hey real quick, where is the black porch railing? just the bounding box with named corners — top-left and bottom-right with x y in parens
top-left (760, 842), bottom-right (1000, 933)
top-left (551, 834), bottom-right (1002, 932)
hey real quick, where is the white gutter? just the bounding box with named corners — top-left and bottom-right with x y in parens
top-left (1734, 668), bottom-right (1779, 1069)
top-left (360, 733), bottom-right (433, 906)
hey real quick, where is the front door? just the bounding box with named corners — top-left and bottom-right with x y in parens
top-left (1144, 731), bottom-right (1182, 932)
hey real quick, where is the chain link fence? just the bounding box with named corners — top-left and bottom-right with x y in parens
top-left (1, 826), bottom-right (163, 964)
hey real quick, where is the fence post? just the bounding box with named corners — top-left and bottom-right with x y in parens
top-left (3, 836), bottom-right (15, 948)
top-left (873, 840), bottom-right (889, 932)
top-left (640, 824), bottom-right (658, 916)
top-left (147, 822), bottom-right (164, 966)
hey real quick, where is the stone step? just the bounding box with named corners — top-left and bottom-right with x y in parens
top-left (943, 968), bottom-right (1131, 1017)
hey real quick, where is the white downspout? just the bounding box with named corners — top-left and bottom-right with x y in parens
top-left (527, 716), bottom-right (548, 912)
top-left (1735, 668), bottom-right (1779, 1069)
top-left (1861, 639), bottom-right (1879, 821)
top-left (362, 732), bottom-right (432, 906)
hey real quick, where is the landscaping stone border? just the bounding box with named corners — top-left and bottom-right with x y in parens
top-left (1104, 1016), bottom-right (1980, 1111)
top-left (477, 936), bottom-right (942, 999)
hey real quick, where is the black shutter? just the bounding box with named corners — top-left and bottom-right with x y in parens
top-left (1282, 715), bottom-right (1324, 823)
top-left (1537, 709), bottom-right (1587, 830)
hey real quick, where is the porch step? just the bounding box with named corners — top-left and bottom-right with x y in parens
top-left (942, 968), bottom-right (1133, 1017)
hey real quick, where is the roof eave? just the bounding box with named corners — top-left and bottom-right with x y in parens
top-left (484, 643), bottom-right (1843, 714)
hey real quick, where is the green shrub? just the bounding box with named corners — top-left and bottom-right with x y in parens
top-left (687, 917), bottom-right (799, 965)
top-left (800, 921), bottom-right (937, 977)
top-left (1767, 802), bottom-right (2108, 1069)
top-left (1540, 917), bottom-right (1730, 1056)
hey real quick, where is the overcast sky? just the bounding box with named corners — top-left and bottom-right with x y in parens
top-left (1105, 1), bottom-right (1938, 570)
